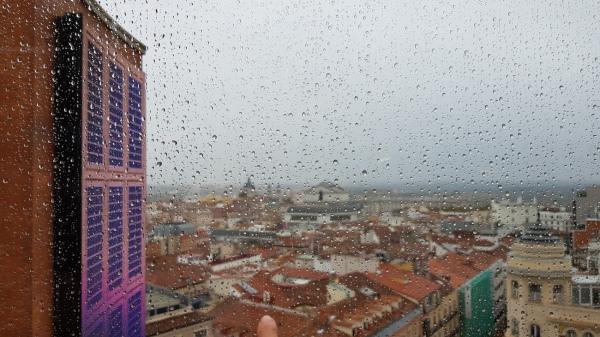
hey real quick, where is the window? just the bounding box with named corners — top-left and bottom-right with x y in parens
top-left (128, 185), bottom-right (144, 278)
top-left (512, 280), bottom-right (520, 299)
top-left (566, 331), bottom-right (577, 337)
top-left (85, 186), bottom-right (104, 310)
top-left (127, 290), bottom-right (143, 337)
top-left (573, 287), bottom-right (581, 304)
top-left (330, 214), bottom-right (352, 221)
top-left (127, 76), bottom-right (144, 169)
top-left (290, 215), bottom-right (318, 221)
top-left (194, 329), bottom-right (208, 337)
top-left (426, 294), bottom-right (434, 308)
top-left (593, 288), bottom-right (600, 307)
top-left (573, 285), bottom-right (600, 307)
top-left (530, 324), bottom-right (541, 337)
top-left (583, 333), bottom-right (595, 337)
top-left (581, 287), bottom-right (591, 305)
top-left (86, 41), bottom-right (104, 165)
top-left (511, 318), bottom-right (519, 336)
top-left (552, 285), bottom-right (563, 303)
top-left (529, 284), bottom-right (542, 302)
top-left (107, 186), bottom-right (124, 290)
top-left (108, 63), bottom-right (125, 167)
top-left (109, 305), bottom-right (123, 337)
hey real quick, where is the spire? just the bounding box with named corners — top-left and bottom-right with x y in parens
top-left (244, 176), bottom-right (255, 189)
top-left (239, 176), bottom-right (256, 198)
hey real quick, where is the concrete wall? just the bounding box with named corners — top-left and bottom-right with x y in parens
top-left (330, 255), bottom-right (379, 275)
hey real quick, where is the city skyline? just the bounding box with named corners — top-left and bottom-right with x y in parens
top-left (3, 1), bottom-right (600, 337)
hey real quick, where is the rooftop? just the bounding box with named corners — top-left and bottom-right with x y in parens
top-left (572, 275), bottom-right (600, 285)
top-left (519, 223), bottom-right (561, 244)
top-left (150, 223), bottom-right (197, 237)
top-left (83, 0), bottom-right (146, 53)
top-left (147, 255), bottom-right (210, 289)
top-left (304, 182), bottom-right (347, 193)
top-left (287, 202), bottom-right (363, 214)
top-left (211, 300), bottom-right (310, 337)
top-left (367, 265), bottom-right (441, 301)
top-left (428, 252), bottom-right (485, 289)
top-left (276, 267), bottom-right (331, 282)
top-left (146, 312), bottom-right (212, 336)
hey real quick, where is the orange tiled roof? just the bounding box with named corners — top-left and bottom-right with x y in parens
top-left (307, 295), bottom-right (419, 337)
top-left (366, 264), bottom-right (441, 301)
top-left (146, 311), bottom-right (212, 336)
top-left (338, 272), bottom-right (396, 297)
top-left (211, 299), bottom-right (311, 337)
top-left (147, 255), bottom-right (210, 289)
top-left (241, 269), bottom-right (329, 309)
top-left (427, 252), bottom-right (482, 289)
top-left (573, 220), bottom-right (600, 250)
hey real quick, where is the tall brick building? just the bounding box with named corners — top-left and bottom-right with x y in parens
top-left (1, 1), bottom-right (146, 336)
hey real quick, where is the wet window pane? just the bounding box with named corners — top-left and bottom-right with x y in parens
top-left (3, 1), bottom-right (600, 337)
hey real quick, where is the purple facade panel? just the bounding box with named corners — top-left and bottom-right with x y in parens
top-left (128, 76), bottom-right (144, 170)
top-left (108, 62), bottom-right (125, 168)
top-left (107, 185), bottom-right (124, 291)
top-left (83, 185), bottom-right (104, 317)
top-left (81, 31), bottom-right (145, 337)
top-left (86, 41), bottom-right (104, 166)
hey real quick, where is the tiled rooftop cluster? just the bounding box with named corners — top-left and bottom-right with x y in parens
top-left (144, 183), bottom-right (517, 337)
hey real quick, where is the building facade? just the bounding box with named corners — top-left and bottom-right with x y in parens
top-left (505, 225), bottom-right (600, 337)
top-left (491, 197), bottom-right (537, 231)
top-left (575, 187), bottom-right (600, 226)
top-left (539, 207), bottom-right (572, 232)
top-left (1, 1), bottom-right (146, 336)
top-left (284, 203), bottom-right (363, 230)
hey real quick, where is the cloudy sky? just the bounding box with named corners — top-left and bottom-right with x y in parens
top-left (99, 0), bottom-right (600, 191)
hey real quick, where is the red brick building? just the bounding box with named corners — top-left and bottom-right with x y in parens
top-left (1, 1), bottom-right (146, 335)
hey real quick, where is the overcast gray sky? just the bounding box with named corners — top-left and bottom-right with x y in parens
top-left (99, 0), bottom-right (600, 190)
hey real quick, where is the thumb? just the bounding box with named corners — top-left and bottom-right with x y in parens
top-left (257, 315), bottom-right (278, 337)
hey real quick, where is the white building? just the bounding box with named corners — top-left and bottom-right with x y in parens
top-left (294, 181), bottom-right (350, 203)
top-left (283, 202), bottom-right (362, 229)
top-left (380, 211), bottom-right (409, 227)
top-left (329, 254), bottom-right (379, 275)
top-left (285, 182), bottom-right (362, 230)
top-left (293, 254), bottom-right (378, 275)
top-left (209, 254), bottom-right (262, 273)
top-left (490, 197), bottom-right (537, 230)
top-left (539, 206), bottom-right (572, 232)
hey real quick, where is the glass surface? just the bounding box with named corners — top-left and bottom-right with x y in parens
top-left (3, 0), bottom-right (600, 336)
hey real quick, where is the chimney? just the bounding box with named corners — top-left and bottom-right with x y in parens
top-left (403, 275), bottom-right (410, 284)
